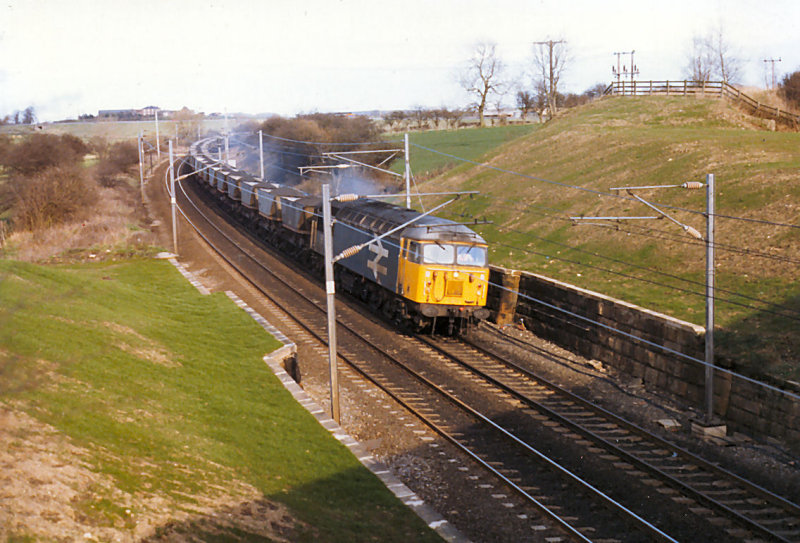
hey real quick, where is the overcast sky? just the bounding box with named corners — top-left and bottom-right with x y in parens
top-left (1, 0), bottom-right (798, 122)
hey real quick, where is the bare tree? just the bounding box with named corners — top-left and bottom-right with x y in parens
top-left (684, 36), bottom-right (713, 82)
top-left (707, 26), bottom-right (742, 84)
top-left (684, 27), bottom-right (740, 84)
top-left (532, 39), bottom-right (568, 120)
top-left (445, 108), bottom-right (466, 129)
top-left (460, 42), bottom-right (505, 127)
top-left (516, 90), bottom-right (535, 120)
top-left (173, 107), bottom-right (202, 140)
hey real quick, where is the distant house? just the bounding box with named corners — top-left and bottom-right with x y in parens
top-left (140, 106), bottom-right (160, 117)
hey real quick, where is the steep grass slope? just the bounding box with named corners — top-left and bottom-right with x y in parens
top-left (422, 97), bottom-right (800, 380)
top-left (0, 259), bottom-right (441, 542)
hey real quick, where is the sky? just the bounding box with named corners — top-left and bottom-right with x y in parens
top-left (1, 0), bottom-right (799, 122)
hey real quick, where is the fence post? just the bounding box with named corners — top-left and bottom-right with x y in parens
top-left (649, 80), bottom-right (653, 95)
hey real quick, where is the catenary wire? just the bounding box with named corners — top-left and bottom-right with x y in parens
top-left (410, 142), bottom-right (800, 231)
top-left (175, 148), bottom-right (800, 407)
top-left (485, 221), bottom-right (800, 318)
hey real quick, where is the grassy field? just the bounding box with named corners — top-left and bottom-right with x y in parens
top-left (0, 119), bottom-right (232, 142)
top-left (0, 258), bottom-right (441, 541)
top-left (413, 97), bottom-right (800, 381)
top-left (388, 124), bottom-right (540, 179)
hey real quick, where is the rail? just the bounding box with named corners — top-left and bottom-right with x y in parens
top-left (604, 80), bottom-right (800, 129)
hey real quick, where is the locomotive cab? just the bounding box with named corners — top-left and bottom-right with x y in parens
top-left (398, 237), bottom-right (490, 322)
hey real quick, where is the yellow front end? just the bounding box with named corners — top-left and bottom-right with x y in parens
top-left (397, 240), bottom-right (489, 309)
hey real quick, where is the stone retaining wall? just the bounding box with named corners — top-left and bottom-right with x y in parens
top-left (487, 265), bottom-right (800, 446)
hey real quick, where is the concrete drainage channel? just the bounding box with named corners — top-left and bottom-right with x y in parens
top-left (165, 255), bottom-right (468, 542)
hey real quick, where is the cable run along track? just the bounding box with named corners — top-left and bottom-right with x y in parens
top-left (166, 156), bottom-right (800, 542)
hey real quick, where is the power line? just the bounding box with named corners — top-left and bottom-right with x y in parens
top-left (409, 142), bottom-right (800, 231)
top-left (466, 194), bottom-right (800, 265)
top-left (486, 223), bottom-right (800, 321)
top-left (260, 132), bottom-right (396, 147)
top-left (488, 233), bottom-right (800, 323)
top-left (179, 150), bottom-right (800, 406)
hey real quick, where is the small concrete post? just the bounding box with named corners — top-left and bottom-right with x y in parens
top-left (495, 270), bottom-right (521, 326)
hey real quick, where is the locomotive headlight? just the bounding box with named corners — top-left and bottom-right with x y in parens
top-left (454, 271), bottom-right (459, 278)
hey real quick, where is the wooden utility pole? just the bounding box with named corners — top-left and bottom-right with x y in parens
top-left (763, 57), bottom-right (782, 89)
top-left (613, 52), bottom-right (624, 84)
top-left (612, 50), bottom-right (638, 93)
top-left (628, 50), bottom-right (639, 83)
top-left (533, 39), bottom-right (566, 119)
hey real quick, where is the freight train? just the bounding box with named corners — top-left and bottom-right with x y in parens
top-left (183, 137), bottom-right (490, 333)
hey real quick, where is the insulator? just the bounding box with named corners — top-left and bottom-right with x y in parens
top-left (337, 246), bottom-right (360, 259)
top-left (682, 181), bottom-right (705, 190)
top-left (335, 193), bottom-right (359, 202)
top-left (685, 225), bottom-right (704, 240)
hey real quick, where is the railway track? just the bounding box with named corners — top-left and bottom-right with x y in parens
top-left (420, 334), bottom-right (800, 542)
top-left (164, 169), bottom-right (583, 541)
top-left (167, 163), bottom-right (800, 542)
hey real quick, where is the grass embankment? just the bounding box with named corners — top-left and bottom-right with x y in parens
top-left (390, 124), bottom-right (539, 180)
top-left (0, 258), bottom-right (440, 542)
top-left (415, 97), bottom-right (800, 381)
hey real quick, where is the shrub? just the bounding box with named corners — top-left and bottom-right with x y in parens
top-left (12, 166), bottom-right (97, 231)
top-left (1, 133), bottom-right (86, 175)
top-left (59, 134), bottom-right (90, 157)
top-left (258, 113), bottom-right (387, 184)
top-left (779, 70), bottom-right (800, 109)
top-left (96, 141), bottom-right (139, 186)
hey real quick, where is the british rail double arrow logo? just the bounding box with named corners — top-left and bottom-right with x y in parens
top-left (367, 240), bottom-right (388, 279)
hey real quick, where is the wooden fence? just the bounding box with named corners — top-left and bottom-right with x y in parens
top-left (604, 80), bottom-right (800, 129)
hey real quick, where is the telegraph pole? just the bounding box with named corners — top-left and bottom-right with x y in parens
top-left (612, 51), bottom-right (638, 92)
top-left (763, 57), bottom-right (782, 89)
top-left (612, 52), bottom-right (624, 84)
top-left (628, 50), bottom-right (639, 83)
top-left (533, 39), bottom-right (566, 118)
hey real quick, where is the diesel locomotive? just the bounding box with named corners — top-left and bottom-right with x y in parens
top-left (183, 137), bottom-right (490, 332)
